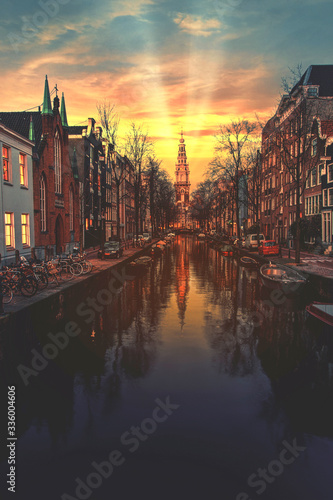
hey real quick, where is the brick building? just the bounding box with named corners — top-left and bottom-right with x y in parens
top-left (0, 76), bottom-right (80, 258)
top-left (260, 65), bottom-right (333, 246)
top-left (68, 118), bottom-right (107, 249)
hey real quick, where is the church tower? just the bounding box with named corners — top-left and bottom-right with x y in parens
top-left (174, 131), bottom-right (191, 228)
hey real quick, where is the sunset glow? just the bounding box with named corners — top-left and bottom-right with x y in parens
top-left (1, 0), bottom-right (333, 187)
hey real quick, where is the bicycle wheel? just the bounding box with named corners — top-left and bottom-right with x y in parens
top-left (35, 271), bottom-right (48, 290)
top-left (70, 262), bottom-right (83, 276)
top-left (20, 276), bottom-right (38, 297)
top-left (81, 261), bottom-right (93, 274)
top-left (1, 283), bottom-right (13, 304)
top-left (58, 264), bottom-right (75, 281)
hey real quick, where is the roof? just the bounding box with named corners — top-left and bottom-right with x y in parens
top-left (68, 125), bottom-right (86, 136)
top-left (291, 65), bottom-right (333, 97)
top-left (0, 111), bottom-right (42, 146)
top-left (321, 120), bottom-right (333, 137)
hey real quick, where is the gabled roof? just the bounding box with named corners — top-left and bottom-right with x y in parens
top-left (291, 65), bottom-right (333, 97)
top-left (0, 111), bottom-right (42, 146)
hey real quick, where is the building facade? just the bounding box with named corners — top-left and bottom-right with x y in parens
top-left (0, 123), bottom-right (35, 264)
top-left (0, 75), bottom-right (80, 259)
top-left (68, 118), bottom-right (108, 249)
top-left (259, 65), bottom-right (333, 246)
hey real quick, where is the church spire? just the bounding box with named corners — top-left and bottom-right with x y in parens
top-left (41, 75), bottom-right (52, 116)
top-left (60, 92), bottom-right (69, 128)
top-left (29, 114), bottom-right (35, 142)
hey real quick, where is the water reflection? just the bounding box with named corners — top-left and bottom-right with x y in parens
top-left (0, 236), bottom-right (333, 499)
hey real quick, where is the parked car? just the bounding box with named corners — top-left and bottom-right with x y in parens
top-left (258, 240), bottom-right (279, 256)
top-left (245, 233), bottom-right (265, 250)
top-left (98, 241), bottom-right (124, 259)
top-left (142, 232), bottom-right (152, 243)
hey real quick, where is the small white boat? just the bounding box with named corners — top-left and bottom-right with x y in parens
top-left (260, 263), bottom-right (307, 293)
top-left (306, 302), bottom-right (333, 327)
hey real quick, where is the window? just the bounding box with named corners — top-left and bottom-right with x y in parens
top-left (305, 198), bottom-right (308, 216)
top-left (19, 153), bottom-right (27, 186)
top-left (318, 164), bottom-right (324, 184)
top-left (3, 145), bottom-right (10, 182)
top-left (312, 138), bottom-right (317, 156)
top-left (323, 189), bottom-right (328, 207)
top-left (5, 212), bottom-right (14, 247)
top-left (308, 87), bottom-right (318, 97)
top-left (54, 129), bottom-right (62, 193)
top-left (328, 164), bottom-right (333, 183)
top-left (311, 167), bottom-right (317, 187)
top-left (306, 170), bottom-right (310, 188)
top-left (40, 175), bottom-right (46, 232)
top-left (69, 186), bottom-right (74, 231)
top-left (329, 188), bottom-right (333, 206)
top-left (323, 212), bottom-right (332, 243)
top-left (21, 214), bottom-right (30, 246)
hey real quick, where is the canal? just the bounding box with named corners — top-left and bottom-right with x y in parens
top-left (1, 235), bottom-right (333, 500)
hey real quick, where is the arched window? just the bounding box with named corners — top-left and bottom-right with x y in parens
top-left (69, 185), bottom-right (74, 231)
top-left (54, 129), bottom-right (62, 193)
top-left (181, 189), bottom-right (185, 203)
top-left (40, 175), bottom-right (46, 231)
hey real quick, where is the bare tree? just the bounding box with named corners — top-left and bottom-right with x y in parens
top-left (280, 63), bottom-right (304, 96)
top-left (124, 122), bottom-right (154, 238)
top-left (97, 102), bottom-right (126, 242)
top-left (210, 119), bottom-right (258, 238)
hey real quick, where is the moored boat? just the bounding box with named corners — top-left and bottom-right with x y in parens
top-left (259, 263), bottom-right (307, 293)
top-left (306, 302), bottom-right (333, 327)
top-left (240, 256), bottom-right (259, 268)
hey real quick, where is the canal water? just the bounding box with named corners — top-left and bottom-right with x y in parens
top-left (1, 236), bottom-right (333, 500)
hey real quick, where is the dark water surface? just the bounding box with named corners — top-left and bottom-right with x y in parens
top-left (1, 236), bottom-right (333, 500)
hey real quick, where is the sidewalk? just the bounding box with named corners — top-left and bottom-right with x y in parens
top-left (0, 241), bottom-right (155, 317)
top-left (279, 247), bottom-right (333, 278)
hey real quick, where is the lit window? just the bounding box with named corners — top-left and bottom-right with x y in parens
top-left (40, 175), bottom-right (46, 231)
top-left (5, 212), bottom-right (14, 247)
top-left (54, 129), bottom-right (62, 193)
top-left (21, 213), bottom-right (30, 246)
top-left (3, 145), bottom-right (10, 182)
top-left (19, 153), bottom-right (27, 186)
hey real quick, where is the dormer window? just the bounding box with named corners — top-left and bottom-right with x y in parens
top-left (307, 87), bottom-right (318, 97)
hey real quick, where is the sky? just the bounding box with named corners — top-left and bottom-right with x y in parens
top-left (1, 0), bottom-right (333, 188)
